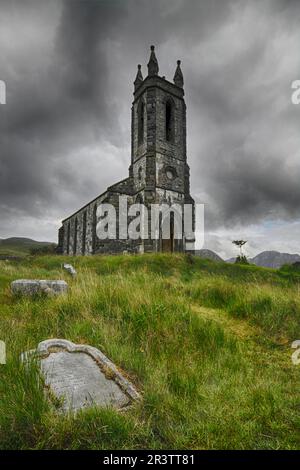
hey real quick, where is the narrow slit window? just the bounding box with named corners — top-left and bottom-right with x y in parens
top-left (138, 166), bottom-right (143, 181)
top-left (166, 100), bottom-right (174, 142)
top-left (138, 101), bottom-right (144, 145)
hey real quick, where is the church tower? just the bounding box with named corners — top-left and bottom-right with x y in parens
top-left (130, 45), bottom-right (195, 252)
top-left (58, 45), bottom-right (195, 256)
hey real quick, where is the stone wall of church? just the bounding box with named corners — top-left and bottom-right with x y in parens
top-left (60, 190), bottom-right (107, 256)
top-left (58, 184), bottom-right (192, 256)
top-left (155, 88), bottom-right (186, 162)
top-left (132, 155), bottom-right (147, 192)
top-left (60, 189), bottom-right (150, 256)
top-left (156, 153), bottom-right (186, 193)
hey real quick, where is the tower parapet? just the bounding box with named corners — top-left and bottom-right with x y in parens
top-left (147, 45), bottom-right (159, 76)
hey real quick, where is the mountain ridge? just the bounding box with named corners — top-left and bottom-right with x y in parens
top-left (250, 250), bottom-right (300, 268)
top-left (0, 238), bottom-right (299, 268)
top-left (0, 237), bottom-right (56, 257)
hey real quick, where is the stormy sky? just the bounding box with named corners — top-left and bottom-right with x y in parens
top-left (0, 0), bottom-right (299, 259)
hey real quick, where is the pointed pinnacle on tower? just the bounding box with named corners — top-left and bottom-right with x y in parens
top-left (134, 64), bottom-right (143, 90)
top-left (147, 45), bottom-right (159, 76)
top-left (173, 60), bottom-right (184, 88)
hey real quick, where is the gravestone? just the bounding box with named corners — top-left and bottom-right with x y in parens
top-left (22, 339), bottom-right (139, 412)
top-left (11, 280), bottom-right (68, 296)
top-left (63, 264), bottom-right (77, 277)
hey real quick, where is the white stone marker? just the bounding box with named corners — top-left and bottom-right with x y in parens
top-left (63, 264), bottom-right (77, 277)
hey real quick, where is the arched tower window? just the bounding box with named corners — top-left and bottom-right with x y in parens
top-left (138, 166), bottom-right (143, 181)
top-left (165, 99), bottom-right (174, 142)
top-left (138, 101), bottom-right (144, 145)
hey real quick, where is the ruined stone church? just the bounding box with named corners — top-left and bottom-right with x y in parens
top-left (57, 46), bottom-right (195, 255)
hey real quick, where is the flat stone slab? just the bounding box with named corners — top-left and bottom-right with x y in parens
top-left (11, 280), bottom-right (68, 296)
top-left (22, 339), bottom-right (139, 413)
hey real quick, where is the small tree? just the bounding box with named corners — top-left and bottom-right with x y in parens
top-left (232, 240), bottom-right (248, 264)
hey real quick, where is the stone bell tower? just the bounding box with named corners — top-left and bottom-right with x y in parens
top-left (57, 45), bottom-right (195, 256)
top-left (129, 45), bottom-right (195, 252)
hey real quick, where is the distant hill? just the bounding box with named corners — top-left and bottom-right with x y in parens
top-left (226, 250), bottom-right (300, 268)
top-left (250, 251), bottom-right (300, 269)
top-left (0, 237), bottom-right (56, 257)
top-left (194, 249), bottom-right (224, 262)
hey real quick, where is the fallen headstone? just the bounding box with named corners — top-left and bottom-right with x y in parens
top-left (63, 263), bottom-right (77, 277)
top-left (11, 280), bottom-right (68, 296)
top-left (21, 339), bottom-right (139, 412)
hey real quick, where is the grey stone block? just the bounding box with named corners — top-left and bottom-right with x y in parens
top-left (11, 280), bottom-right (68, 296)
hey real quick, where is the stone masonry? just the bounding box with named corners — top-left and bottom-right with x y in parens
top-left (57, 46), bottom-right (195, 255)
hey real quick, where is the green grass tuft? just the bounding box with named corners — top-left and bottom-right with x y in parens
top-left (0, 254), bottom-right (299, 449)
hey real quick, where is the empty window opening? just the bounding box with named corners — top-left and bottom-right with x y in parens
top-left (138, 101), bottom-right (144, 145)
top-left (138, 166), bottom-right (143, 181)
top-left (166, 100), bottom-right (174, 142)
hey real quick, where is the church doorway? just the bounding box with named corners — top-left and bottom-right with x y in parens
top-left (161, 236), bottom-right (174, 252)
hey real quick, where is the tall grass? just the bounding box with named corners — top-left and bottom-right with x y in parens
top-left (184, 275), bottom-right (300, 340)
top-left (0, 254), bottom-right (299, 449)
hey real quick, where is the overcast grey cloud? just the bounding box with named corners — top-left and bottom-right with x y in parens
top-left (0, 0), bottom-right (299, 258)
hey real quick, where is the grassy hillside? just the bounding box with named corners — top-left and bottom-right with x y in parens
top-left (0, 254), bottom-right (299, 449)
top-left (0, 237), bottom-right (55, 257)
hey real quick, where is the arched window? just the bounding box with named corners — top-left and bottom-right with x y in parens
top-left (138, 166), bottom-right (143, 181)
top-left (138, 101), bottom-right (144, 145)
top-left (165, 99), bottom-right (174, 142)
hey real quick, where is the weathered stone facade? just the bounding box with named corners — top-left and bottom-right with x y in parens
top-left (57, 46), bottom-right (195, 255)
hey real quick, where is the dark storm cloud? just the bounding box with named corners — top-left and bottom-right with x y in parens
top-left (0, 0), bottom-right (129, 225)
top-left (0, 0), bottom-right (299, 254)
top-left (185, 0), bottom-right (300, 231)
